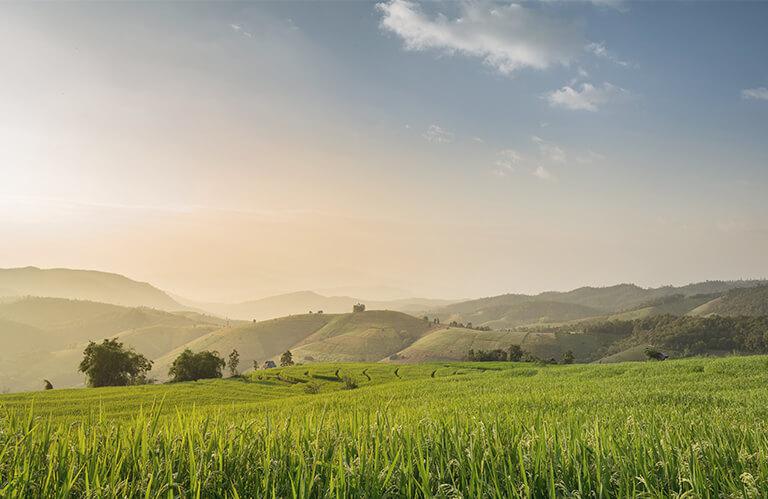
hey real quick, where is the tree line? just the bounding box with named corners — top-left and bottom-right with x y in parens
top-left (75, 338), bottom-right (297, 388)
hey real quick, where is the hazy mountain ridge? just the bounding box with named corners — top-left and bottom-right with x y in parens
top-left (429, 280), bottom-right (768, 329)
top-left (177, 291), bottom-right (457, 321)
top-left (0, 267), bottom-right (184, 311)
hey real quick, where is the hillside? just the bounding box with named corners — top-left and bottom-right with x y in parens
top-left (429, 280), bottom-right (768, 328)
top-left (0, 267), bottom-right (183, 310)
top-left (689, 285), bottom-right (768, 317)
top-left (181, 290), bottom-right (456, 321)
top-left (0, 297), bottom-right (225, 392)
top-left (290, 310), bottom-right (434, 362)
top-left (151, 313), bottom-right (336, 380)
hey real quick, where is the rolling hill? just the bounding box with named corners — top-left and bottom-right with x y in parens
top-left (689, 285), bottom-right (768, 317)
top-left (0, 297), bottom-right (226, 392)
top-left (178, 290), bottom-right (456, 321)
top-left (429, 280), bottom-right (768, 329)
top-left (0, 267), bottom-right (183, 310)
top-left (290, 310), bottom-right (434, 362)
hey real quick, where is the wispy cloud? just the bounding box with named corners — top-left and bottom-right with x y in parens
top-left (423, 124), bottom-right (454, 144)
top-left (229, 23), bottom-right (253, 38)
top-left (545, 82), bottom-right (627, 112)
top-left (576, 150), bottom-right (606, 164)
top-left (532, 136), bottom-right (566, 163)
top-left (587, 42), bottom-right (630, 67)
top-left (376, 0), bottom-right (584, 75)
top-left (494, 148), bottom-right (523, 175)
top-left (741, 87), bottom-right (768, 101)
top-left (532, 165), bottom-right (555, 181)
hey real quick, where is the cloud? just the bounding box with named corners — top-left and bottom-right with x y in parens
top-left (229, 23), bottom-right (253, 38)
top-left (576, 150), bottom-right (606, 164)
top-left (742, 87), bottom-right (768, 101)
top-left (376, 0), bottom-right (584, 75)
top-left (586, 42), bottom-right (630, 67)
top-left (494, 149), bottom-right (523, 172)
top-left (531, 136), bottom-right (566, 163)
top-left (423, 124), bottom-right (454, 144)
top-left (532, 165), bottom-right (554, 180)
top-left (545, 82), bottom-right (627, 111)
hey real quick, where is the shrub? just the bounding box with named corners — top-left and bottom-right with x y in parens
top-left (342, 376), bottom-right (358, 390)
top-left (303, 381), bottom-right (321, 394)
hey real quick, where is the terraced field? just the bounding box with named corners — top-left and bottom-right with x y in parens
top-left (2, 356), bottom-right (768, 496)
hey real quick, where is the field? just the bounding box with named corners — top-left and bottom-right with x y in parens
top-left (2, 357), bottom-right (768, 497)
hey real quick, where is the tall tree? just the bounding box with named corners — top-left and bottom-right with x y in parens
top-left (280, 350), bottom-right (294, 367)
top-left (228, 349), bottom-right (240, 377)
top-left (79, 339), bottom-right (153, 387)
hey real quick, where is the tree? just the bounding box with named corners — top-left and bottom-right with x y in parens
top-left (507, 345), bottom-right (524, 362)
top-left (353, 303), bottom-right (366, 313)
top-left (168, 349), bottom-right (225, 382)
top-left (252, 359), bottom-right (259, 371)
top-left (280, 350), bottom-right (294, 367)
top-left (227, 349), bottom-right (240, 377)
top-left (561, 350), bottom-right (575, 364)
top-left (43, 379), bottom-right (53, 390)
top-left (79, 338), bottom-right (153, 387)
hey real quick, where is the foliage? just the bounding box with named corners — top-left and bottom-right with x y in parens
top-left (78, 338), bottom-right (153, 387)
top-left (561, 350), bottom-right (575, 364)
top-left (280, 350), bottom-right (294, 367)
top-left (341, 375), bottom-right (358, 390)
top-left (168, 349), bottom-right (225, 382)
top-left (227, 349), bottom-right (240, 377)
top-left (467, 346), bottom-right (529, 362)
top-left (303, 381), bottom-right (321, 394)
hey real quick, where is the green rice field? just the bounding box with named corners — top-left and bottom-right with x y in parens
top-left (1, 357), bottom-right (767, 497)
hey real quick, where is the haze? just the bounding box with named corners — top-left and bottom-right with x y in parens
top-left (1, 1), bottom-right (767, 302)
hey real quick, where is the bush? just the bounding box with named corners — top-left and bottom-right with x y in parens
top-left (342, 376), bottom-right (358, 390)
top-left (303, 381), bottom-right (321, 394)
top-left (169, 349), bottom-right (226, 382)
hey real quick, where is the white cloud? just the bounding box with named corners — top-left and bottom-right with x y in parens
top-left (532, 165), bottom-right (554, 180)
top-left (494, 149), bottom-right (523, 172)
top-left (229, 23), bottom-right (253, 38)
top-left (376, 0), bottom-right (584, 75)
top-left (531, 136), bottom-right (566, 163)
top-left (742, 87), bottom-right (768, 101)
top-left (576, 150), bottom-right (606, 164)
top-left (545, 82), bottom-right (627, 112)
top-left (586, 42), bottom-right (629, 67)
top-left (423, 124), bottom-right (454, 144)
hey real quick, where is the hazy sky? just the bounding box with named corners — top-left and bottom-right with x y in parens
top-left (1, 1), bottom-right (767, 302)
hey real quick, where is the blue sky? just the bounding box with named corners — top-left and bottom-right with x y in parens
top-left (1, 1), bottom-right (767, 300)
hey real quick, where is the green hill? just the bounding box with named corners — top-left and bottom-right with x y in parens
top-left (290, 310), bottom-right (434, 362)
top-left (150, 313), bottom-right (336, 380)
top-left (0, 267), bottom-right (183, 310)
top-left (0, 298), bottom-right (225, 392)
top-left (689, 286), bottom-right (768, 317)
top-left (429, 280), bottom-right (768, 328)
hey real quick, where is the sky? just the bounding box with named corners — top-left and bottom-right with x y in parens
top-left (1, 1), bottom-right (767, 302)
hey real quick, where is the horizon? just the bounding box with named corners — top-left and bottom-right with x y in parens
top-left (2, 1), bottom-right (767, 302)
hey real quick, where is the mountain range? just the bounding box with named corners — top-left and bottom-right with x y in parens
top-left (1, 266), bottom-right (767, 393)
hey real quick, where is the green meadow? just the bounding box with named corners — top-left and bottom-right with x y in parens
top-left (2, 357), bottom-right (768, 497)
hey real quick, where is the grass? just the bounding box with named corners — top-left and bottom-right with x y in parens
top-left (2, 356), bottom-right (768, 496)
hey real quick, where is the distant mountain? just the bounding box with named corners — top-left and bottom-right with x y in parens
top-left (0, 267), bottom-right (184, 310)
top-left (429, 280), bottom-right (768, 329)
top-left (689, 285), bottom-right (768, 317)
top-left (178, 291), bottom-right (456, 321)
top-left (0, 297), bottom-right (226, 392)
